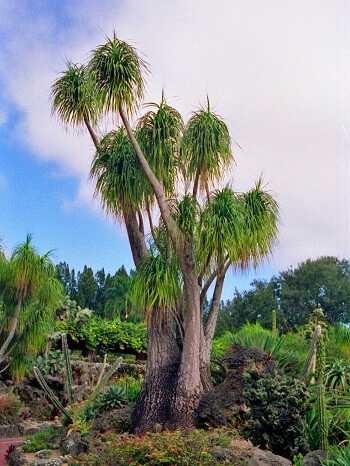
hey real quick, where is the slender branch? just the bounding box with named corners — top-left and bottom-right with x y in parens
top-left (192, 169), bottom-right (200, 199)
top-left (204, 261), bottom-right (230, 345)
top-left (123, 210), bottom-right (148, 266)
top-left (146, 201), bottom-right (157, 243)
top-left (83, 115), bottom-right (99, 148)
top-left (137, 209), bottom-right (145, 236)
top-left (119, 105), bottom-right (182, 257)
top-left (200, 256), bottom-right (230, 310)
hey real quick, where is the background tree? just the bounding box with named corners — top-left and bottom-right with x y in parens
top-left (217, 256), bottom-right (350, 333)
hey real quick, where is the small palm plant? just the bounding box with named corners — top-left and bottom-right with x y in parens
top-left (0, 235), bottom-right (63, 378)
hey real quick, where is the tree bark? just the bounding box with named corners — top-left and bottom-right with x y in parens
top-left (123, 210), bottom-right (148, 267)
top-left (132, 312), bottom-right (180, 432)
top-left (171, 254), bottom-right (203, 428)
top-left (0, 298), bottom-right (22, 364)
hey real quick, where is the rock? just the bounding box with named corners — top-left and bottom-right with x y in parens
top-left (211, 446), bottom-right (235, 461)
top-left (229, 438), bottom-right (292, 466)
top-left (15, 383), bottom-right (56, 420)
top-left (21, 420), bottom-right (60, 436)
top-left (92, 405), bottom-right (133, 433)
top-left (30, 458), bottom-right (64, 466)
top-left (196, 345), bottom-right (274, 427)
top-left (61, 432), bottom-right (88, 456)
top-left (35, 450), bottom-right (51, 459)
top-left (0, 423), bottom-right (22, 437)
top-left (302, 450), bottom-right (328, 466)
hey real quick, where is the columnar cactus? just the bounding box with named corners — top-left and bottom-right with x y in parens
top-left (271, 309), bottom-right (277, 335)
top-left (33, 366), bottom-right (73, 422)
top-left (62, 334), bottom-right (74, 403)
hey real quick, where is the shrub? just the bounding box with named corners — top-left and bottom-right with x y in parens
top-left (58, 316), bottom-right (147, 355)
top-left (23, 426), bottom-right (64, 453)
top-left (0, 392), bottom-right (22, 424)
top-left (73, 430), bottom-right (234, 466)
top-left (243, 371), bottom-right (310, 458)
top-left (36, 349), bottom-right (65, 377)
top-left (212, 323), bottom-right (308, 376)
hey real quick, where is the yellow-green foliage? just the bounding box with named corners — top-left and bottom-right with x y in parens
top-left (73, 430), bottom-right (235, 466)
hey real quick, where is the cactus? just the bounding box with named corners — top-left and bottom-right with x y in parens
top-left (33, 366), bottom-right (72, 422)
top-left (88, 356), bottom-right (122, 403)
top-left (271, 309), bottom-right (277, 335)
top-left (62, 334), bottom-right (74, 404)
top-left (303, 324), bottom-right (322, 383)
top-left (315, 332), bottom-right (328, 451)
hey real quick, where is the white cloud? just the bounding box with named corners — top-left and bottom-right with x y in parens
top-left (0, 0), bottom-right (349, 271)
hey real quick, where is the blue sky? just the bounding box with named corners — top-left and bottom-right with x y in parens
top-left (0, 0), bottom-right (347, 300)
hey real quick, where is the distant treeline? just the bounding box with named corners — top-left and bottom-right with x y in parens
top-left (56, 262), bottom-right (132, 319)
top-left (216, 256), bottom-right (350, 335)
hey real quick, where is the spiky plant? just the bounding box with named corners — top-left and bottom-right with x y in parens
top-left (181, 98), bottom-right (232, 197)
top-left (90, 128), bottom-right (151, 217)
top-left (88, 32), bottom-right (147, 115)
top-left (137, 96), bottom-right (184, 194)
top-left (33, 366), bottom-right (72, 422)
top-left (51, 63), bottom-right (101, 146)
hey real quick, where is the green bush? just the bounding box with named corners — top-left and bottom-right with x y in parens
top-left (36, 349), bottom-right (65, 377)
top-left (73, 430), bottom-right (234, 466)
top-left (243, 371), bottom-right (310, 458)
top-left (57, 316), bottom-right (147, 355)
top-left (23, 426), bottom-right (64, 453)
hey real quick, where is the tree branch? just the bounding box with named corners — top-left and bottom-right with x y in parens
top-left (119, 105), bottom-right (183, 258)
top-left (200, 256), bottom-right (230, 310)
top-left (83, 115), bottom-right (99, 149)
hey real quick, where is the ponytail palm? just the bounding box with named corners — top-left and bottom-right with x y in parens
top-left (0, 235), bottom-right (63, 376)
top-left (198, 182), bottom-right (278, 270)
top-left (182, 100), bottom-right (233, 197)
top-left (137, 97), bottom-right (183, 194)
top-left (91, 128), bottom-right (151, 216)
top-left (88, 32), bottom-right (146, 115)
top-left (51, 63), bottom-right (100, 147)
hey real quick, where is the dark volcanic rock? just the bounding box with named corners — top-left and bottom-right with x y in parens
top-left (196, 345), bottom-right (274, 427)
top-left (302, 450), bottom-right (328, 466)
top-left (61, 432), bottom-right (88, 456)
top-left (92, 405), bottom-right (133, 433)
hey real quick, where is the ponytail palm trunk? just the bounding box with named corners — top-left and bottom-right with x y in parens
top-left (132, 312), bottom-right (180, 432)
